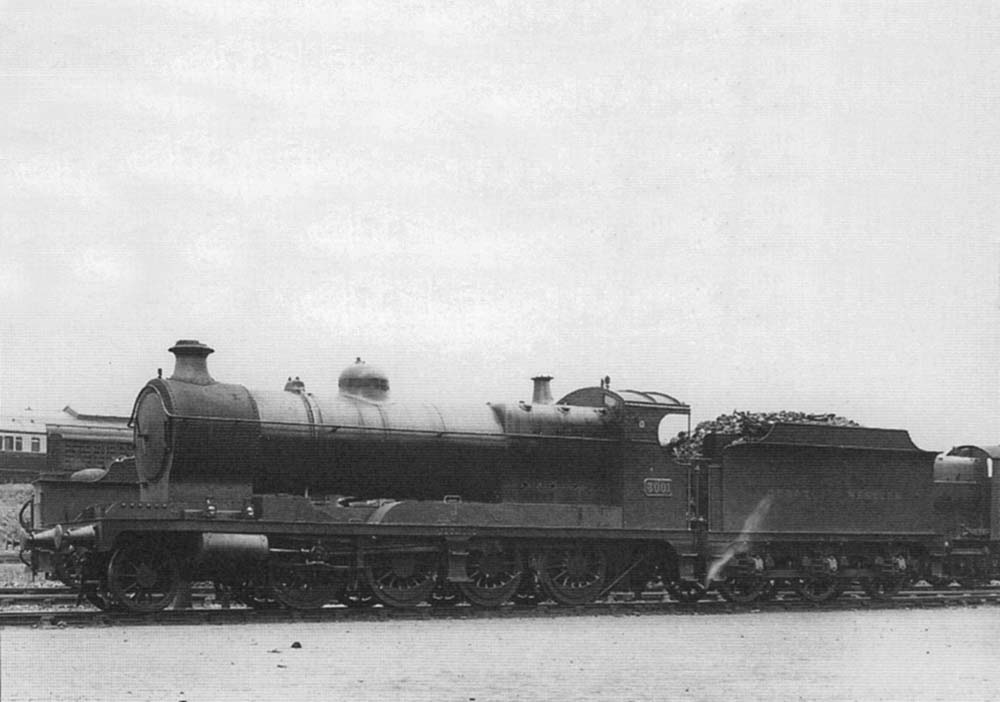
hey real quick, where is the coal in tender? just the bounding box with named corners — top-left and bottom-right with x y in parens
top-left (665, 410), bottom-right (861, 461)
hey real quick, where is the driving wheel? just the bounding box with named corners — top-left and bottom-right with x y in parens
top-left (269, 562), bottom-right (341, 610)
top-left (364, 549), bottom-right (439, 608)
top-left (457, 543), bottom-right (523, 608)
top-left (536, 545), bottom-right (608, 606)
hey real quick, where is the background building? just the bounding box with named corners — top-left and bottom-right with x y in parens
top-left (0, 407), bottom-right (133, 482)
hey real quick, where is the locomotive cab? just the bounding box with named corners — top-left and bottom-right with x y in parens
top-left (556, 386), bottom-right (692, 530)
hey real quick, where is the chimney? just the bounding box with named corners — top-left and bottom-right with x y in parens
top-left (168, 340), bottom-right (215, 385)
top-left (531, 375), bottom-right (554, 404)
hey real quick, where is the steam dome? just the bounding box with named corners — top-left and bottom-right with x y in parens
top-left (338, 358), bottom-right (389, 401)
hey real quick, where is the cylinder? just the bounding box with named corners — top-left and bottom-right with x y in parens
top-left (197, 533), bottom-right (269, 563)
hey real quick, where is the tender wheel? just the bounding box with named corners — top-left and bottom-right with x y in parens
top-left (863, 555), bottom-right (909, 599)
top-left (716, 555), bottom-right (768, 604)
top-left (796, 555), bottom-right (843, 603)
top-left (269, 562), bottom-right (341, 610)
top-left (862, 576), bottom-right (905, 599)
top-left (364, 549), bottom-right (439, 608)
top-left (795, 577), bottom-right (843, 603)
top-left (536, 545), bottom-right (608, 606)
top-left (457, 543), bottom-right (523, 608)
top-left (669, 581), bottom-right (706, 603)
top-left (717, 577), bottom-right (769, 604)
top-left (795, 554), bottom-right (846, 603)
top-left (106, 541), bottom-right (181, 613)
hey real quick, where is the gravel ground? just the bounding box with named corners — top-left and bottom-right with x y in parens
top-left (0, 563), bottom-right (43, 588)
top-left (2, 607), bottom-right (999, 702)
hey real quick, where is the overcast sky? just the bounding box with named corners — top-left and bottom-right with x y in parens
top-left (2, 2), bottom-right (999, 450)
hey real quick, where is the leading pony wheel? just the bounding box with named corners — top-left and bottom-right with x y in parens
top-left (106, 541), bottom-right (180, 613)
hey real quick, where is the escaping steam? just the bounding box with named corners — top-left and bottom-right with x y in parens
top-left (705, 494), bottom-right (774, 586)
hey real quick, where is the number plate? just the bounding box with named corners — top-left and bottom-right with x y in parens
top-left (643, 478), bottom-right (673, 497)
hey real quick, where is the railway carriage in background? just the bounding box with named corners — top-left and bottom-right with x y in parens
top-left (19, 340), bottom-right (1000, 613)
top-left (1, 407), bottom-right (134, 483)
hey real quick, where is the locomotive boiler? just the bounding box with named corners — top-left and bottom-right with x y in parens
top-left (132, 340), bottom-right (688, 518)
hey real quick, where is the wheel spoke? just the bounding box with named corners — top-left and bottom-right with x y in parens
top-left (718, 577), bottom-right (767, 604)
top-left (107, 542), bottom-right (179, 613)
top-left (364, 548), bottom-right (438, 608)
top-left (796, 577), bottom-right (842, 603)
top-left (269, 562), bottom-right (341, 610)
top-left (537, 546), bottom-right (607, 606)
top-left (457, 544), bottom-right (522, 609)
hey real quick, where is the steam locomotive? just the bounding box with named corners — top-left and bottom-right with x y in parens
top-left (19, 340), bottom-right (1000, 612)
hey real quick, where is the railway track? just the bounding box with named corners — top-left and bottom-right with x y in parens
top-left (0, 585), bottom-right (217, 607)
top-left (4, 587), bottom-right (1000, 627)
